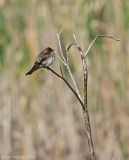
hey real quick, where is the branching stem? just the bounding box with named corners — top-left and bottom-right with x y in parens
top-left (84, 35), bottom-right (120, 57)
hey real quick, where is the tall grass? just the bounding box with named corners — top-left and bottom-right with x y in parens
top-left (0, 0), bottom-right (129, 159)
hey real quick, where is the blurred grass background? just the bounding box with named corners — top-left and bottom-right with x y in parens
top-left (0, 0), bottom-right (129, 160)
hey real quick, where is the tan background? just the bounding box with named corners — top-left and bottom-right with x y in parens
top-left (0, 0), bottom-right (129, 160)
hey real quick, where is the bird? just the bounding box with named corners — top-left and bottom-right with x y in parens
top-left (26, 47), bottom-right (55, 75)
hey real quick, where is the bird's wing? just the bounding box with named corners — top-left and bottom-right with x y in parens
top-left (35, 51), bottom-right (51, 65)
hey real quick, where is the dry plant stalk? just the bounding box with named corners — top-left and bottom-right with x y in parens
top-left (46, 30), bottom-right (119, 160)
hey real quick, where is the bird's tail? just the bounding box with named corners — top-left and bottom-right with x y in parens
top-left (25, 65), bottom-right (39, 76)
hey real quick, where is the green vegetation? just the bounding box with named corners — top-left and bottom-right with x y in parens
top-left (0, 0), bottom-right (128, 159)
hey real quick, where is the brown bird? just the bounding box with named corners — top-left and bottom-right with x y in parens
top-left (26, 47), bottom-right (55, 75)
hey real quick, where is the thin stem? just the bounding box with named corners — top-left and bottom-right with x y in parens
top-left (66, 52), bottom-right (69, 65)
top-left (73, 35), bottom-right (96, 160)
top-left (73, 35), bottom-right (84, 57)
top-left (65, 43), bottom-right (76, 52)
top-left (46, 67), bottom-right (84, 110)
top-left (57, 54), bottom-right (66, 66)
top-left (65, 45), bottom-right (70, 65)
top-left (59, 28), bottom-right (64, 36)
top-left (57, 34), bottom-right (66, 62)
top-left (57, 33), bottom-right (82, 101)
top-left (60, 65), bottom-right (64, 77)
top-left (84, 35), bottom-right (120, 57)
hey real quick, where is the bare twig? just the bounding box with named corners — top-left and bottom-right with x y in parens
top-left (59, 28), bottom-right (64, 36)
top-left (46, 67), bottom-right (84, 109)
top-left (57, 33), bottom-right (82, 101)
top-left (66, 52), bottom-right (69, 65)
top-left (84, 35), bottom-right (120, 57)
top-left (57, 33), bottom-right (66, 62)
top-left (64, 43), bottom-right (76, 65)
top-left (73, 34), bottom-right (96, 160)
top-left (60, 65), bottom-right (64, 77)
top-left (57, 54), bottom-right (66, 66)
top-left (65, 45), bottom-right (70, 65)
top-left (65, 43), bottom-right (76, 52)
top-left (73, 34), bottom-right (87, 110)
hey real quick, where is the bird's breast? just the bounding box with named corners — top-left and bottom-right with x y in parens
top-left (44, 53), bottom-right (55, 67)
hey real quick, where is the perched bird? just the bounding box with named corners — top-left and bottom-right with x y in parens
top-left (26, 47), bottom-right (55, 75)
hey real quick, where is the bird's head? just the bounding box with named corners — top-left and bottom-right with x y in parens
top-left (46, 47), bottom-right (55, 52)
